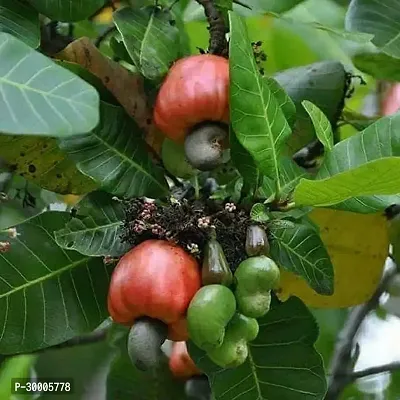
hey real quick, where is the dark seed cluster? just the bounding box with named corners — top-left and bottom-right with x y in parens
top-left (252, 41), bottom-right (267, 76)
top-left (121, 197), bottom-right (252, 270)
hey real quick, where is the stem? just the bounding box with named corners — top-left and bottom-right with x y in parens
top-left (195, 0), bottom-right (228, 56)
top-left (26, 329), bottom-right (109, 354)
top-left (349, 362), bottom-right (400, 381)
top-left (193, 175), bottom-right (200, 199)
top-left (326, 263), bottom-right (397, 399)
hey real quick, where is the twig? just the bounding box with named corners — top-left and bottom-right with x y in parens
top-left (27, 329), bottom-right (109, 355)
top-left (195, 0), bottom-right (228, 56)
top-left (349, 362), bottom-right (400, 381)
top-left (325, 263), bottom-right (398, 400)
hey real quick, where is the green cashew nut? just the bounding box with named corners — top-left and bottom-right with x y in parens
top-left (202, 239), bottom-right (233, 287)
top-left (187, 284), bottom-right (237, 352)
top-left (234, 256), bottom-right (280, 318)
top-left (207, 313), bottom-right (259, 368)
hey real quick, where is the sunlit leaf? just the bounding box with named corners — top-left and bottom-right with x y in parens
top-left (0, 33), bottom-right (99, 137)
top-left (229, 12), bottom-right (291, 187)
top-left (266, 76), bottom-right (296, 128)
top-left (295, 157), bottom-right (400, 207)
top-left (302, 100), bottom-right (333, 151)
top-left (316, 113), bottom-right (400, 213)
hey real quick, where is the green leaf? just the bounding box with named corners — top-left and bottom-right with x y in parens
top-left (267, 11), bottom-right (373, 43)
top-left (0, 211), bottom-right (112, 354)
top-left (302, 100), bottom-right (333, 151)
top-left (55, 60), bottom-right (118, 105)
top-left (216, 0), bottom-right (233, 11)
top-left (189, 296), bottom-right (327, 400)
top-left (257, 156), bottom-right (309, 201)
top-left (0, 33), bottom-right (100, 137)
top-left (0, 174), bottom-right (59, 230)
top-left (35, 329), bottom-right (117, 400)
top-left (0, 0), bottom-right (39, 48)
top-left (107, 326), bottom-right (186, 400)
top-left (113, 6), bottom-right (180, 81)
top-left (317, 113), bottom-right (400, 213)
top-left (295, 157), bottom-right (400, 207)
top-left (250, 203), bottom-right (270, 222)
top-left (353, 52), bottom-right (400, 81)
top-left (58, 102), bottom-right (169, 199)
top-left (269, 220), bottom-right (334, 294)
top-left (229, 130), bottom-right (260, 196)
top-left (229, 12), bottom-right (292, 187)
top-left (0, 354), bottom-right (37, 399)
top-left (0, 135), bottom-right (98, 195)
top-left (346, 0), bottom-right (400, 58)
top-left (27, 0), bottom-right (106, 22)
top-left (266, 76), bottom-right (297, 128)
top-left (274, 61), bottom-right (346, 154)
top-left (55, 191), bottom-right (130, 257)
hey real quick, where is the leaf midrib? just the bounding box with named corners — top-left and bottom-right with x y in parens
top-left (247, 347), bottom-right (264, 400)
top-left (56, 219), bottom-right (122, 239)
top-left (139, 9), bottom-right (154, 71)
top-left (270, 229), bottom-right (331, 293)
top-left (0, 254), bottom-right (91, 300)
top-left (0, 76), bottom-right (94, 110)
top-left (231, 16), bottom-right (281, 188)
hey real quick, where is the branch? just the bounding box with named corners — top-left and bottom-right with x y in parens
top-left (350, 362), bottom-right (400, 381)
top-left (196, 0), bottom-right (228, 56)
top-left (325, 263), bottom-right (398, 400)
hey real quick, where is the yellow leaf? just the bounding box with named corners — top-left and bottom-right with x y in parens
top-left (276, 208), bottom-right (389, 307)
top-left (61, 194), bottom-right (83, 206)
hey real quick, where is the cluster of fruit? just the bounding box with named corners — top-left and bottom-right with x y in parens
top-left (106, 223), bottom-right (280, 372)
top-left (187, 225), bottom-right (280, 368)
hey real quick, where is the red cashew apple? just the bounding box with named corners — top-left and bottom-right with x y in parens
top-left (169, 341), bottom-right (202, 379)
top-left (153, 54), bottom-right (230, 144)
top-left (107, 239), bottom-right (202, 341)
top-left (381, 83), bottom-right (400, 116)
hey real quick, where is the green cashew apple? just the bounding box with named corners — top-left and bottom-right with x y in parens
top-left (187, 284), bottom-right (236, 351)
top-left (207, 313), bottom-right (259, 368)
top-left (234, 256), bottom-right (280, 318)
top-left (161, 138), bottom-right (198, 179)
